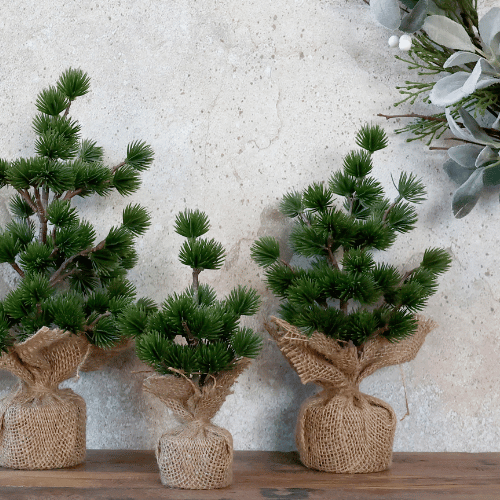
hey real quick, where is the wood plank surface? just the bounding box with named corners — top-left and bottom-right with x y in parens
top-left (0, 450), bottom-right (499, 499)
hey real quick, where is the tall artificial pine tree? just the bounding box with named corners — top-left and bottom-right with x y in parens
top-left (0, 68), bottom-right (154, 351)
top-left (251, 124), bottom-right (451, 346)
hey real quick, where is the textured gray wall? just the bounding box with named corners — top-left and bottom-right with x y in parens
top-left (0, 0), bottom-right (498, 452)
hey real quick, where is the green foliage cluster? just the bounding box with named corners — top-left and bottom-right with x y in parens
top-left (0, 68), bottom-right (154, 353)
top-left (122, 209), bottom-right (262, 382)
top-left (391, 2), bottom-right (500, 145)
top-left (251, 125), bottom-right (451, 346)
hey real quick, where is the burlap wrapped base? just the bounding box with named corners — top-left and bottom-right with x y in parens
top-left (144, 359), bottom-right (250, 490)
top-left (267, 316), bottom-right (437, 474)
top-left (0, 327), bottom-right (89, 470)
top-left (157, 421), bottom-right (233, 489)
top-left (297, 390), bottom-right (396, 473)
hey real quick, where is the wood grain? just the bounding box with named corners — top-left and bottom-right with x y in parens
top-left (0, 450), bottom-right (499, 499)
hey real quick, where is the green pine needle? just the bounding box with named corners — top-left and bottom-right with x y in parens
top-left (302, 183), bottom-right (332, 213)
top-left (18, 242), bottom-right (53, 274)
top-left (394, 172), bottom-right (427, 204)
top-left (280, 190), bottom-right (303, 218)
top-left (355, 124), bottom-right (388, 153)
top-left (117, 304), bottom-right (151, 338)
top-left (225, 285), bottom-right (260, 316)
top-left (9, 194), bottom-right (35, 220)
top-left (126, 140), bottom-right (154, 172)
top-left (178, 237), bottom-right (225, 270)
top-left (231, 327), bottom-right (263, 358)
top-left (342, 150), bottom-right (374, 178)
top-left (112, 165), bottom-right (141, 195)
top-left (79, 139), bottom-right (104, 163)
top-left (250, 236), bottom-right (281, 268)
top-left (122, 204), bottom-right (151, 236)
top-left (174, 209), bottom-right (210, 238)
top-left (35, 86), bottom-right (69, 116)
top-left (46, 200), bottom-right (78, 227)
top-left (57, 68), bottom-right (91, 100)
top-left (7, 220), bottom-right (35, 249)
top-left (421, 248), bottom-right (452, 275)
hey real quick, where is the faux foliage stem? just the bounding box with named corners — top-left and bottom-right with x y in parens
top-left (49, 239), bottom-right (106, 286)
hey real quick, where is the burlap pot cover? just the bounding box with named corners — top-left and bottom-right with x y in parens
top-left (144, 359), bottom-right (251, 490)
top-left (266, 316), bottom-right (437, 474)
top-left (0, 327), bottom-right (89, 470)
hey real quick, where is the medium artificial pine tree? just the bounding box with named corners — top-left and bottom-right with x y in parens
top-left (251, 124), bottom-right (451, 346)
top-left (0, 68), bottom-right (154, 352)
top-left (121, 209), bottom-right (263, 384)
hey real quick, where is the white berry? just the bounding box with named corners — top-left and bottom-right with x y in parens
top-left (388, 35), bottom-right (399, 48)
top-left (399, 34), bottom-right (412, 51)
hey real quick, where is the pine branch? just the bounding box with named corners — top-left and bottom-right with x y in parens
top-left (33, 187), bottom-right (48, 244)
top-left (62, 188), bottom-right (83, 201)
top-left (378, 113), bottom-right (500, 141)
top-left (62, 159), bottom-right (127, 201)
top-left (10, 262), bottom-right (24, 278)
top-left (18, 189), bottom-right (38, 213)
top-left (326, 237), bottom-right (339, 270)
top-left (84, 311), bottom-right (111, 331)
top-left (182, 320), bottom-right (198, 346)
top-left (378, 113), bottom-right (447, 124)
top-left (49, 239), bottom-right (106, 286)
top-left (63, 102), bottom-right (71, 118)
top-left (112, 161), bottom-right (126, 174)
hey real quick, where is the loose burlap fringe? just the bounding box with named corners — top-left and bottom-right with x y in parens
top-left (266, 315), bottom-right (437, 474)
top-left (0, 327), bottom-right (88, 470)
top-left (143, 359), bottom-right (251, 490)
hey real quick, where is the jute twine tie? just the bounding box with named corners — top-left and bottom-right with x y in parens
top-left (266, 315), bottom-right (437, 474)
top-left (0, 327), bottom-right (88, 470)
top-left (143, 359), bottom-right (251, 490)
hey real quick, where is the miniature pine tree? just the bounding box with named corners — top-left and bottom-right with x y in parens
top-left (0, 68), bottom-right (154, 352)
top-left (251, 124), bottom-right (451, 346)
top-left (121, 209), bottom-right (262, 384)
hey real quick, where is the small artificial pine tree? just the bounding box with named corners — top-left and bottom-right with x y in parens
top-left (251, 125), bottom-right (451, 346)
top-left (121, 209), bottom-right (263, 385)
top-left (0, 68), bottom-right (154, 352)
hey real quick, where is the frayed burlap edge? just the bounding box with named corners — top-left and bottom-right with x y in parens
top-left (143, 359), bottom-right (251, 489)
top-left (0, 327), bottom-right (89, 469)
top-left (265, 316), bottom-right (437, 473)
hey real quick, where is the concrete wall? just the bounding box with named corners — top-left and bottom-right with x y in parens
top-left (0, 0), bottom-right (498, 452)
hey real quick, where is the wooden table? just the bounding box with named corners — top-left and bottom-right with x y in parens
top-left (0, 450), bottom-right (499, 499)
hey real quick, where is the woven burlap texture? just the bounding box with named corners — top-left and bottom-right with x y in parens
top-left (143, 359), bottom-right (251, 490)
top-left (78, 337), bottom-right (133, 372)
top-left (0, 327), bottom-right (89, 470)
top-left (266, 315), bottom-right (437, 474)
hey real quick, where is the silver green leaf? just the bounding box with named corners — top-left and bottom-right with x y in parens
top-left (476, 146), bottom-right (499, 168)
top-left (452, 167), bottom-right (484, 218)
top-left (478, 7), bottom-right (500, 52)
top-left (448, 144), bottom-right (482, 168)
top-left (371, 0), bottom-right (401, 30)
top-left (400, 0), bottom-right (429, 33)
top-left (423, 15), bottom-right (477, 51)
top-left (443, 158), bottom-right (476, 185)
top-left (443, 51), bottom-right (481, 68)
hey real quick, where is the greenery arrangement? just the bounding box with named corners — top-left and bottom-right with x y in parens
top-left (0, 67), bottom-right (154, 353)
top-left (119, 208), bottom-right (262, 384)
top-left (251, 124), bottom-right (451, 345)
top-left (371, 0), bottom-right (500, 217)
